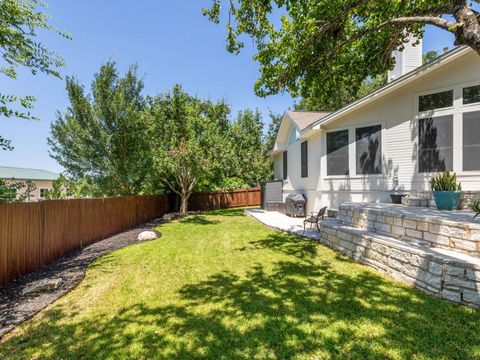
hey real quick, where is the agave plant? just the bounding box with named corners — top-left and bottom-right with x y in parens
top-left (430, 171), bottom-right (462, 192)
top-left (470, 199), bottom-right (480, 220)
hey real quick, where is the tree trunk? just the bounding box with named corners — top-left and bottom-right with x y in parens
top-left (179, 191), bottom-right (190, 216)
top-left (452, 1), bottom-right (480, 54)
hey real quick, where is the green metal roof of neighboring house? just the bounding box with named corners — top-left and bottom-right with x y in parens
top-left (0, 166), bottom-right (59, 181)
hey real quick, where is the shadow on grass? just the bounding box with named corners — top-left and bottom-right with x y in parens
top-left (2, 219), bottom-right (480, 359)
top-left (179, 215), bottom-right (220, 226)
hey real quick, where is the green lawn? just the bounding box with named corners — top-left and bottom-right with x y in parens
top-left (1, 208), bottom-right (479, 359)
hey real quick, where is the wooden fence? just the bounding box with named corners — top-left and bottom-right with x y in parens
top-left (0, 195), bottom-right (171, 286)
top-left (188, 186), bottom-right (261, 211)
top-left (0, 187), bottom-right (261, 287)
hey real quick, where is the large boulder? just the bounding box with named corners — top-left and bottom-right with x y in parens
top-left (137, 231), bottom-right (160, 241)
top-left (22, 278), bottom-right (62, 296)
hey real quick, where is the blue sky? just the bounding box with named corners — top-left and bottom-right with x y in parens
top-left (0, 1), bottom-right (457, 173)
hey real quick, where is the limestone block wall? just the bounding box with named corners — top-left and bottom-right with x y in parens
top-left (337, 207), bottom-right (480, 255)
top-left (319, 219), bottom-right (480, 308)
top-left (413, 190), bottom-right (480, 209)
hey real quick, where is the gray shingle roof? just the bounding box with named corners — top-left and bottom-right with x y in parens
top-left (0, 166), bottom-right (59, 181)
top-left (285, 110), bottom-right (331, 130)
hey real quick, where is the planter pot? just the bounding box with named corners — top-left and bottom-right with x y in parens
top-left (432, 191), bottom-right (461, 210)
top-left (390, 194), bottom-right (407, 204)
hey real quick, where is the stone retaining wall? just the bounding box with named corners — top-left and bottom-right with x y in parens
top-left (319, 220), bottom-right (480, 308)
top-left (413, 190), bottom-right (480, 209)
top-left (337, 207), bottom-right (480, 254)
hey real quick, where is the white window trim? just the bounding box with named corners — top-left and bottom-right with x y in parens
top-left (288, 127), bottom-right (299, 146)
top-left (325, 127), bottom-right (350, 177)
top-left (324, 121), bottom-right (386, 178)
top-left (414, 83), bottom-right (480, 174)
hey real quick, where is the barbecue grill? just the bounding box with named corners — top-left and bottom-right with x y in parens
top-left (285, 193), bottom-right (306, 217)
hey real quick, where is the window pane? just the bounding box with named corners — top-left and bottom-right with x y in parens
top-left (463, 111), bottom-right (480, 170)
top-left (288, 128), bottom-right (298, 145)
top-left (356, 125), bottom-right (382, 175)
top-left (327, 130), bottom-right (349, 176)
top-left (301, 141), bottom-right (308, 178)
top-left (419, 90), bottom-right (453, 112)
top-left (418, 115), bottom-right (453, 172)
top-left (463, 85), bottom-right (480, 105)
top-left (283, 151), bottom-right (288, 180)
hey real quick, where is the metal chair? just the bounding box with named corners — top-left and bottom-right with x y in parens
top-left (303, 206), bottom-right (327, 233)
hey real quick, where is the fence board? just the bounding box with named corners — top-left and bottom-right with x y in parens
top-left (0, 188), bottom-right (259, 287)
top-left (188, 187), bottom-right (260, 211)
top-left (0, 195), bottom-right (171, 286)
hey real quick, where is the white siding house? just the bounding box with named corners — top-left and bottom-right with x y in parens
top-left (271, 45), bottom-right (480, 213)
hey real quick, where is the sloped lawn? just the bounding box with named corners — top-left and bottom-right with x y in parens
top-left (1, 208), bottom-right (479, 359)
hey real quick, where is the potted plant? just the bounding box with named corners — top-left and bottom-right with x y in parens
top-left (430, 171), bottom-right (462, 210)
top-left (470, 199), bottom-right (480, 220)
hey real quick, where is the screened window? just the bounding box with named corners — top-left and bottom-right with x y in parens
top-left (40, 188), bottom-right (49, 198)
top-left (327, 130), bottom-right (349, 176)
top-left (356, 125), bottom-right (382, 174)
top-left (419, 90), bottom-right (453, 112)
top-left (463, 111), bottom-right (480, 171)
top-left (301, 141), bottom-right (308, 178)
top-left (418, 115), bottom-right (453, 172)
top-left (283, 151), bottom-right (288, 180)
top-left (463, 85), bottom-right (480, 105)
top-left (288, 128), bottom-right (298, 145)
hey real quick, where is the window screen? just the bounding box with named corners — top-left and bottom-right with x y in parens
top-left (301, 141), bottom-right (308, 178)
top-left (463, 85), bottom-right (480, 105)
top-left (419, 90), bottom-right (453, 112)
top-left (463, 111), bottom-right (480, 171)
top-left (356, 125), bottom-right (382, 174)
top-left (327, 130), bottom-right (349, 176)
top-left (418, 115), bottom-right (453, 172)
top-left (283, 151), bottom-right (288, 180)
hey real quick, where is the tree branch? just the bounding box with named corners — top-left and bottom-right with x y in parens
top-left (382, 16), bottom-right (459, 31)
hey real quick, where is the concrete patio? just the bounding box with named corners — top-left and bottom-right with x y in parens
top-left (246, 208), bottom-right (321, 241)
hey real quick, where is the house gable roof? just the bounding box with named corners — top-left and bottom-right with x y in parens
top-left (304, 45), bottom-right (472, 132)
top-left (0, 166), bottom-right (59, 181)
top-left (270, 110), bottom-right (331, 154)
top-left (285, 110), bottom-right (331, 131)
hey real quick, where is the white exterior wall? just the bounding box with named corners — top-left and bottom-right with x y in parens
top-left (274, 51), bottom-right (480, 213)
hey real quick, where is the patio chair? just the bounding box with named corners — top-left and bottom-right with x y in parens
top-left (303, 206), bottom-right (327, 233)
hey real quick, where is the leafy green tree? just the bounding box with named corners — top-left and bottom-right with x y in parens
top-left (205, 0), bottom-right (480, 107)
top-left (1, 0), bottom-right (69, 150)
top-left (228, 109), bottom-right (270, 184)
top-left (147, 85), bottom-right (229, 215)
top-left (265, 111), bottom-right (283, 152)
top-left (0, 179), bottom-right (36, 203)
top-left (423, 50), bottom-right (440, 64)
top-left (296, 74), bottom-right (387, 111)
top-left (44, 174), bottom-right (71, 199)
top-left (48, 61), bottom-right (152, 196)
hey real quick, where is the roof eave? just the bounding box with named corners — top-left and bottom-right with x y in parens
top-left (304, 46), bottom-right (471, 131)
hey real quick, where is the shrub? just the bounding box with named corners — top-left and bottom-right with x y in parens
top-left (470, 199), bottom-right (480, 219)
top-left (430, 171), bottom-right (462, 192)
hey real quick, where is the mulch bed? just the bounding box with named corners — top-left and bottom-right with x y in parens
top-left (0, 213), bottom-right (192, 339)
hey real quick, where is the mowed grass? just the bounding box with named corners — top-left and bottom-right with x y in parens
top-left (1, 208), bottom-right (480, 359)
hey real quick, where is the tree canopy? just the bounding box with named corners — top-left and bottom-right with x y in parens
top-left (49, 63), bottom-right (273, 212)
top-left (48, 62), bottom-right (152, 196)
top-left (1, 0), bottom-right (69, 150)
top-left (204, 0), bottom-right (480, 109)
